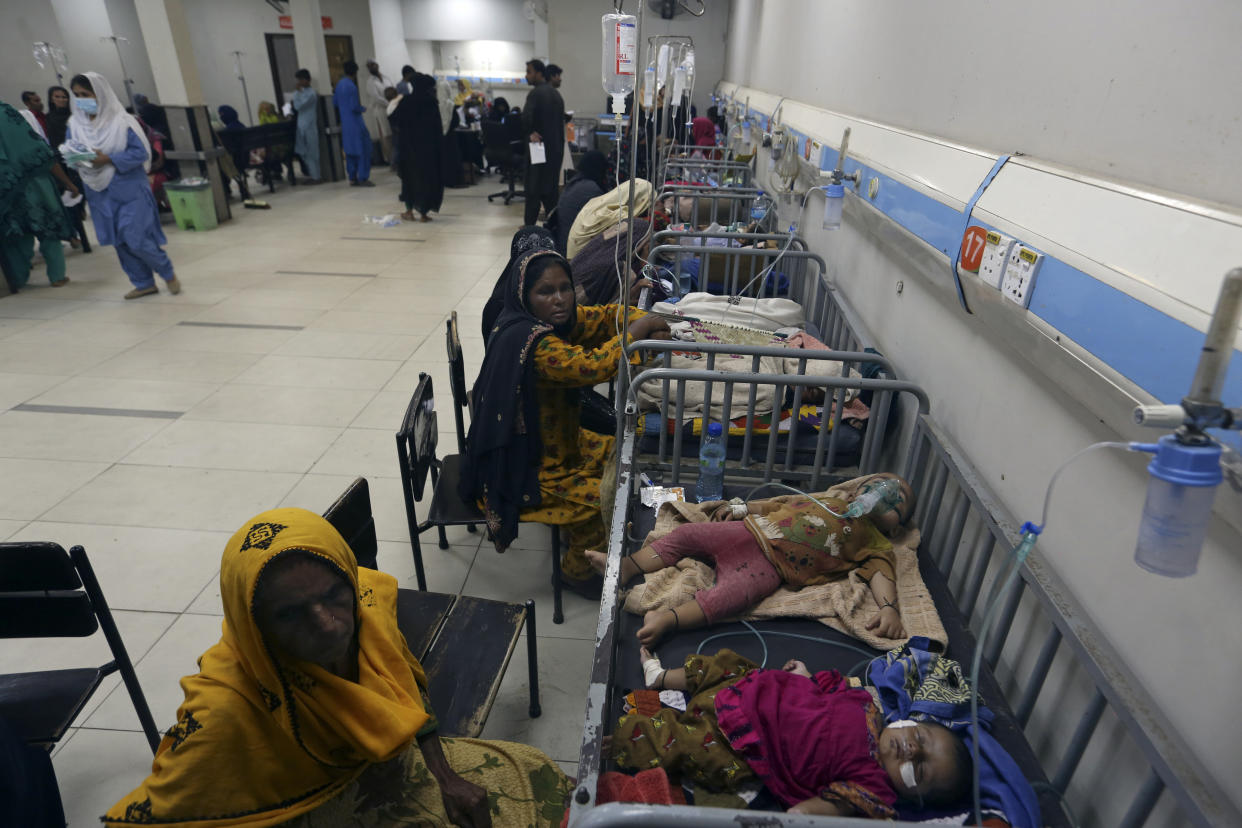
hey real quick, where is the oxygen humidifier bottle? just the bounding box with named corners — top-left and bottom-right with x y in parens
top-left (695, 422), bottom-right (726, 503)
top-left (601, 12), bottom-right (638, 115)
top-left (1134, 435), bottom-right (1222, 577)
top-left (845, 477), bottom-right (901, 519)
top-left (750, 191), bottom-right (767, 225)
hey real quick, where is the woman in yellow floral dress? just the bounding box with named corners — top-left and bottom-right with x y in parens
top-left (463, 243), bottom-right (669, 594)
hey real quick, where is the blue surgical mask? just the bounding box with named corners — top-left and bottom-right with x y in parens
top-left (75, 97), bottom-right (98, 115)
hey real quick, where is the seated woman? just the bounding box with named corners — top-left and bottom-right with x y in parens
top-left (610, 647), bottom-right (971, 818)
top-left (462, 246), bottom-right (671, 595)
top-left (570, 218), bottom-right (655, 307)
top-left (586, 473), bottom-right (914, 645)
top-left (566, 178), bottom-right (653, 258)
top-left (551, 150), bottom-right (607, 254)
top-left (105, 508), bottom-right (571, 827)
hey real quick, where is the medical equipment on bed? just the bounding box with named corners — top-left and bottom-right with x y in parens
top-left (1130, 267), bottom-right (1241, 576)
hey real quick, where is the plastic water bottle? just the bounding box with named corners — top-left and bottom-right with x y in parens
top-left (695, 422), bottom-right (726, 502)
top-left (750, 191), bottom-right (768, 224)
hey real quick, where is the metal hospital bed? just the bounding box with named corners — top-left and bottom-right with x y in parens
top-left (663, 157), bottom-right (754, 188)
top-left (637, 232), bottom-right (895, 480)
top-left (657, 185), bottom-right (770, 227)
top-left (572, 179), bottom-right (1231, 826)
top-left (568, 398), bottom-right (1235, 826)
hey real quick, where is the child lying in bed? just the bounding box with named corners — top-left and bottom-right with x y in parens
top-left (610, 647), bottom-right (971, 818)
top-left (586, 473), bottom-right (914, 647)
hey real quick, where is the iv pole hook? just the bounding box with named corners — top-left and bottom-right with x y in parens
top-left (679, 0), bottom-right (706, 16)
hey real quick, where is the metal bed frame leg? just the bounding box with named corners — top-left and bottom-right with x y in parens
top-left (525, 599), bottom-right (541, 718)
top-left (1118, 769), bottom-right (1165, 828)
top-left (551, 526), bottom-right (564, 624)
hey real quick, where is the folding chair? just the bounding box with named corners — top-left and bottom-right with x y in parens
top-left (396, 373), bottom-right (566, 623)
top-left (0, 543), bottom-right (161, 753)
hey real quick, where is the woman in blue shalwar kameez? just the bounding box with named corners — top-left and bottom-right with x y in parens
top-left (291, 69), bottom-right (321, 182)
top-left (68, 72), bottom-right (181, 300)
top-left (334, 60), bottom-right (373, 186)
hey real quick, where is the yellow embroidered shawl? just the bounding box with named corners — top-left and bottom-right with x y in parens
top-left (104, 508), bottom-right (430, 827)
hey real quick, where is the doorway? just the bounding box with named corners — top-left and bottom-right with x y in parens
top-left (265, 33), bottom-right (355, 106)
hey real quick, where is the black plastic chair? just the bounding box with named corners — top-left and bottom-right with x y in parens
top-left (0, 543), bottom-right (161, 753)
top-left (482, 119), bottom-right (525, 205)
top-left (396, 373), bottom-right (566, 623)
top-left (322, 477), bottom-right (379, 570)
top-left (445, 311), bottom-right (473, 457)
top-left (321, 477), bottom-right (540, 733)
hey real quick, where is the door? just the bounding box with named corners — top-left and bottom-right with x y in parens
top-left (264, 33), bottom-right (355, 104)
top-left (325, 35), bottom-right (355, 88)
top-left (265, 34), bottom-right (299, 109)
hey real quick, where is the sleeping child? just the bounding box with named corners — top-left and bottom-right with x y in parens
top-left (586, 473), bottom-right (915, 648)
top-left (610, 647), bottom-right (972, 818)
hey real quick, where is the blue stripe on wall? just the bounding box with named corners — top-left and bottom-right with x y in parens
top-left (742, 103), bottom-right (1242, 449)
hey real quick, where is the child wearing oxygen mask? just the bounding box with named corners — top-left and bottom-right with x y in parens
top-left (585, 473), bottom-right (915, 648)
top-left (609, 647), bottom-right (972, 817)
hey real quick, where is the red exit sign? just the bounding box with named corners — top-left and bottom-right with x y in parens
top-left (278, 15), bottom-right (333, 29)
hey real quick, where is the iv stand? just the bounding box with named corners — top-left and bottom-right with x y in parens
top-left (231, 51), bottom-right (254, 125)
top-left (101, 35), bottom-right (136, 112)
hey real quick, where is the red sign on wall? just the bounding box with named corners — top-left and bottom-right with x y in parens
top-left (959, 225), bottom-right (988, 273)
top-left (277, 15), bottom-right (334, 30)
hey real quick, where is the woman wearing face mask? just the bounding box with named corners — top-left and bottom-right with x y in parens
top-left (67, 72), bottom-right (181, 299)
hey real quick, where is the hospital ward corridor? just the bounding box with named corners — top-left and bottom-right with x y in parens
top-left (1, 1), bottom-right (1240, 826)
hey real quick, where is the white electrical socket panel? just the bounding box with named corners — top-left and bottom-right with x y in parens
top-left (1001, 244), bottom-right (1043, 308)
top-left (978, 230), bottom-right (1015, 289)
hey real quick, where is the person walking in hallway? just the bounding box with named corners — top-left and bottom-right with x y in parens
top-left (522, 59), bottom-right (565, 226)
top-left (291, 69), bottom-right (322, 182)
top-left (364, 59), bottom-right (394, 164)
top-left (335, 61), bottom-right (373, 186)
top-left (68, 72), bottom-right (181, 299)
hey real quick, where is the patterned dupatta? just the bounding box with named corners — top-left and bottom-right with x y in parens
top-left (105, 508), bottom-right (431, 827)
top-left (461, 249), bottom-right (577, 551)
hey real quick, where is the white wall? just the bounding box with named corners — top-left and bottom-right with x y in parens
top-left (0, 0), bottom-right (155, 116)
top-left (402, 0), bottom-right (535, 43)
top-left (183, 0), bottom-right (375, 122)
top-left (103, 0), bottom-right (157, 104)
top-left (434, 40), bottom-right (532, 77)
top-left (724, 1), bottom-right (1242, 823)
top-left (725, 0), bottom-right (1242, 209)
top-left (546, 0), bottom-right (730, 117)
top-left (0, 2), bottom-right (66, 110)
top-left (369, 0), bottom-right (410, 81)
top-left (405, 40), bottom-right (437, 74)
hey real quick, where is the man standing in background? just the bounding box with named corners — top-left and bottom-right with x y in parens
top-left (335, 60), bottom-right (374, 186)
top-left (291, 69), bottom-right (322, 183)
top-left (545, 65), bottom-right (563, 90)
top-left (364, 59), bottom-right (394, 164)
top-left (20, 92), bottom-right (48, 135)
top-left (522, 59), bottom-right (564, 226)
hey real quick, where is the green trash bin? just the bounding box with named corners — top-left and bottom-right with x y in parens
top-left (164, 180), bottom-right (218, 231)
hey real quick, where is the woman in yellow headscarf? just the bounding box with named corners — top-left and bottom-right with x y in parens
top-left (104, 508), bottom-right (571, 827)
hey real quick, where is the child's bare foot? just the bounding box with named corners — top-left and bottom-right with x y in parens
top-left (585, 548), bottom-right (608, 575)
top-left (637, 609), bottom-right (676, 647)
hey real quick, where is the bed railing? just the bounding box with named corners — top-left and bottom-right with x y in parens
top-left (656, 186), bottom-right (768, 226)
top-left (623, 343), bottom-right (926, 488)
top-left (662, 156), bottom-right (753, 187)
top-left (569, 410), bottom-right (1238, 827)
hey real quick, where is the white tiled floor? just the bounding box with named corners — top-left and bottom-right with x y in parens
top-left (0, 174), bottom-right (595, 825)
